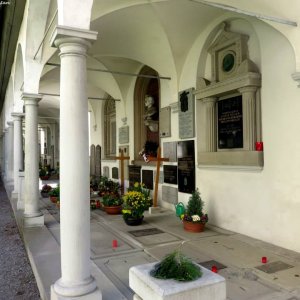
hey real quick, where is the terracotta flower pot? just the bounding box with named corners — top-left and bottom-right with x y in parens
top-left (183, 220), bottom-right (205, 233)
top-left (50, 196), bottom-right (58, 203)
top-left (104, 205), bottom-right (122, 215)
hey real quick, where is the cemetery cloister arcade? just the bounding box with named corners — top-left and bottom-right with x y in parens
top-left (1, 0), bottom-right (300, 299)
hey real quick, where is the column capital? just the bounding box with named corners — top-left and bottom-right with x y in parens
top-left (50, 25), bottom-right (97, 48)
top-left (238, 86), bottom-right (257, 94)
top-left (22, 93), bottom-right (42, 105)
top-left (11, 112), bottom-right (25, 120)
top-left (202, 97), bottom-right (217, 104)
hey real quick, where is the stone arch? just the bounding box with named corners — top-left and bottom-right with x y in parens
top-left (133, 65), bottom-right (160, 161)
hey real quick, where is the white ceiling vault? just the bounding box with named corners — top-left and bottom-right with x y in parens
top-left (38, 0), bottom-right (299, 118)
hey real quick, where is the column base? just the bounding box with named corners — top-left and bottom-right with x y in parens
top-left (23, 214), bottom-right (44, 227)
top-left (148, 206), bottom-right (162, 214)
top-left (51, 285), bottom-right (102, 300)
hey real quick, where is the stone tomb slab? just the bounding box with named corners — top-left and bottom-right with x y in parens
top-left (255, 261), bottom-right (294, 274)
top-left (133, 231), bottom-right (180, 246)
top-left (199, 260), bottom-right (227, 271)
top-left (90, 220), bottom-right (136, 258)
top-left (129, 228), bottom-right (164, 237)
top-left (162, 185), bottom-right (178, 204)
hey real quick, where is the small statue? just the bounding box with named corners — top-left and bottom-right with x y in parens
top-left (144, 95), bottom-right (158, 132)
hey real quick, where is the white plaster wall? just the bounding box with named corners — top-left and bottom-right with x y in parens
top-left (195, 20), bottom-right (300, 252)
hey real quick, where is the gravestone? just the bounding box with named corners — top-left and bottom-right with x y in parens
top-left (178, 88), bottom-right (195, 139)
top-left (142, 170), bottom-right (153, 190)
top-left (103, 166), bottom-right (109, 178)
top-left (162, 186), bottom-right (178, 204)
top-left (218, 95), bottom-right (243, 149)
top-left (128, 165), bottom-right (141, 187)
top-left (112, 167), bottom-right (119, 179)
top-left (177, 140), bottom-right (195, 193)
top-left (163, 142), bottom-right (177, 162)
top-left (90, 144), bottom-right (96, 176)
top-left (163, 165), bottom-right (177, 185)
top-left (119, 126), bottom-right (129, 144)
top-left (95, 145), bottom-right (101, 177)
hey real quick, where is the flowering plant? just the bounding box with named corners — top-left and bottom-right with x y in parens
top-left (180, 189), bottom-right (208, 224)
top-left (122, 182), bottom-right (151, 220)
top-left (41, 184), bottom-right (52, 193)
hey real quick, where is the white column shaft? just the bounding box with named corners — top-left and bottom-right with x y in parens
top-left (12, 114), bottom-right (23, 193)
top-left (7, 122), bottom-right (14, 181)
top-left (23, 97), bottom-right (42, 217)
top-left (203, 97), bottom-right (217, 152)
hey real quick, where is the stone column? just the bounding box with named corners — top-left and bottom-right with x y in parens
top-left (50, 26), bottom-right (101, 299)
top-left (238, 87), bottom-right (257, 151)
top-left (22, 93), bottom-right (44, 227)
top-left (6, 121), bottom-right (14, 182)
top-left (0, 133), bottom-right (3, 177)
top-left (203, 97), bottom-right (217, 152)
top-left (2, 129), bottom-right (7, 179)
top-left (11, 113), bottom-right (24, 199)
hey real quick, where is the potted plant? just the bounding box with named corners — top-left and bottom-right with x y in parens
top-left (180, 189), bottom-right (208, 232)
top-left (122, 182), bottom-right (151, 225)
top-left (41, 184), bottom-right (52, 198)
top-left (39, 167), bottom-right (49, 180)
top-left (49, 185), bottom-right (60, 204)
top-left (102, 192), bottom-right (123, 214)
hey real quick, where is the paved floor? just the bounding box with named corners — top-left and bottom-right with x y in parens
top-left (7, 185), bottom-right (300, 300)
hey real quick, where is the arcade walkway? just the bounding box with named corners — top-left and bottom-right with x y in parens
top-left (5, 183), bottom-right (300, 300)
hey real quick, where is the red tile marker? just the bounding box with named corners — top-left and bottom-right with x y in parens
top-left (112, 239), bottom-right (118, 248)
top-left (261, 256), bottom-right (267, 264)
top-left (255, 142), bottom-right (263, 151)
top-left (211, 265), bottom-right (218, 273)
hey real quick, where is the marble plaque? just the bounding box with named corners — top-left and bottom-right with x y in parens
top-left (163, 142), bottom-right (177, 162)
top-left (177, 140), bottom-right (195, 193)
top-left (163, 165), bottom-right (177, 185)
top-left (95, 145), bottom-right (101, 177)
top-left (178, 88), bottom-right (195, 139)
top-left (119, 126), bottom-right (129, 144)
top-left (153, 169), bottom-right (164, 184)
top-left (90, 144), bottom-right (96, 176)
top-left (128, 165), bottom-right (141, 187)
top-left (142, 170), bottom-right (153, 190)
top-left (159, 106), bottom-right (171, 138)
top-left (162, 186), bottom-right (178, 204)
top-left (112, 167), bottom-right (119, 179)
top-left (103, 166), bottom-right (109, 178)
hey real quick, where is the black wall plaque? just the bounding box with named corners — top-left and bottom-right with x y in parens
top-left (112, 167), bottom-right (119, 179)
top-left (142, 170), bottom-right (153, 190)
top-left (177, 140), bottom-right (195, 193)
top-left (128, 165), bottom-right (141, 187)
top-left (163, 165), bottom-right (178, 185)
top-left (218, 95), bottom-right (243, 149)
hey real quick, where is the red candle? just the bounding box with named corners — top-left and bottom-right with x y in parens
top-left (255, 142), bottom-right (263, 151)
top-left (112, 239), bottom-right (118, 248)
top-left (211, 265), bottom-right (218, 273)
top-left (261, 256), bottom-right (267, 264)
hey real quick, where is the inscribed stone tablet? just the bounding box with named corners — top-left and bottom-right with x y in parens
top-left (142, 170), bottom-right (153, 190)
top-left (119, 126), bottom-right (129, 144)
top-left (162, 186), bottom-right (178, 204)
top-left (112, 167), bottom-right (119, 179)
top-left (163, 142), bottom-right (177, 162)
top-left (95, 145), bottom-right (101, 177)
top-left (90, 144), bottom-right (96, 176)
top-left (178, 88), bottom-right (195, 139)
top-left (103, 166), bottom-right (109, 178)
top-left (128, 165), bottom-right (141, 187)
top-left (163, 165), bottom-right (177, 185)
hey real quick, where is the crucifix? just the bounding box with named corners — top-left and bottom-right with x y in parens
top-left (114, 149), bottom-right (130, 195)
top-left (148, 146), bottom-right (169, 207)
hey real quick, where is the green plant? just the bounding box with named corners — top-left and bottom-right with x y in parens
top-left (122, 183), bottom-right (151, 220)
top-left (150, 250), bottom-right (202, 281)
top-left (181, 189), bottom-right (208, 224)
top-left (39, 168), bottom-right (47, 177)
top-left (49, 185), bottom-right (60, 197)
top-left (102, 193), bottom-right (122, 207)
top-left (98, 176), bottom-right (120, 196)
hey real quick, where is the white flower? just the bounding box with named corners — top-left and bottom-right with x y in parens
top-left (191, 215), bottom-right (200, 222)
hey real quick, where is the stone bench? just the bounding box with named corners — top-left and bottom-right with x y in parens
top-left (129, 262), bottom-right (226, 300)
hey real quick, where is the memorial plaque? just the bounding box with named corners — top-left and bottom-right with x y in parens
top-left (90, 144), bottom-right (96, 176)
top-left (163, 165), bottom-right (177, 185)
top-left (103, 166), bottom-right (109, 178)
top-left (142, 170), bottom-right (153, 190)
top-left (177, 140), bottom-right (195, 193)
top-left (178, 88), bottom-right (195, 139)
top-left (128, 165), bottom-right (141, 187)
top-left (218, 95), bottom-right (243, 149)
top-left (159, 106), bottom-right (171, 138)
top-left (112, 167), bottom-right (119, 179)
top-left (163, 142), bottom-right (177, 162)
top-left (95, 145), bottom-right (101, 177)
top-left (119, 126), bottom-right (129, 144)
top-left (162, 186), bottom-right (178, 204)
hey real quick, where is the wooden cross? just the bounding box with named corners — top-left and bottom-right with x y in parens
top-left (114, 149), bottom-right (130, 195)
top-left (147, 147), bottom-right (169, 207)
